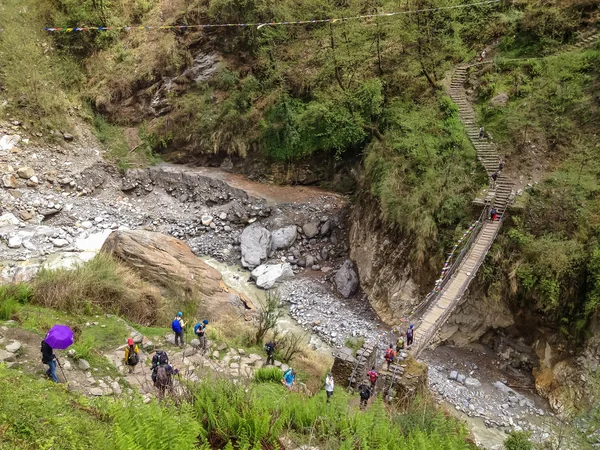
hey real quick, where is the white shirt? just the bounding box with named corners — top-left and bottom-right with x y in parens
top-left (325, 376), bottom-right (334, 392)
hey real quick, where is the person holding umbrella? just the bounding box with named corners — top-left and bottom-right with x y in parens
top-left (41, 339), bottom-right (58, 382)
top-left (41, 324), bottom-right (75, 383)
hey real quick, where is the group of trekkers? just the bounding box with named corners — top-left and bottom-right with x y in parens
top-left (40, 310), bottom-right (408, 411)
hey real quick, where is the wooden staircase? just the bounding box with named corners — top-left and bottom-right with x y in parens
top-left (411, 64), bottom-right (514, 357)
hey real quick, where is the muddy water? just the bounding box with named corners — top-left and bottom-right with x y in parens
top-left (201, 257), bottom-right (333, 358)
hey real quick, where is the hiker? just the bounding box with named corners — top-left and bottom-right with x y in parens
top-left (325, 373), bottom-right (335, 403)
top-left (406, 324), bottom-right (414, 347)
top-left (124, 338), bottom-right (140, 373)
top-left (358, 381), bottom-right (372, 410)
top-left (282, 368), bottom-right (296, 390)
top-left (396, 335), bottom-right (405, 352)
top-left (41, 339), bottom-right (58, 383)
top-left (479, 126), bottom-right (485, 139)
top-left (154, 363), bottom-right (178, 399)
top-left (194, 319), bottom-right (209, 351)
top-left (172, 312), bottom-right (185, 347)
top-left (491, 171), bottom-right (498, 188)
top-left (151, 349), bottom-right (169, 384)
top-left (498, 159), bottom-right (504, 172)
top-left (490, 207), bottom-right (498, 221)
top-left (480, 50), bottom-right (486, 62)
top-left (384, 344), bottom-right (396, 371)
top-left (367, 366), bottom-right (379, 389)
top-left (264, 340), bottom-right (276, 365)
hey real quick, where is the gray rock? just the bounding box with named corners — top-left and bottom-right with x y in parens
top-left (7, 236), bottom-right (22, 249)
top-left (0, 213), bottom-right (20, 226)
top-left (493, 381), bottom-right (512, 394)
top-left (17, 166), bottom-right (35, 179)
top-left (449, 371), bottom-right (458, 380)
top-left (0, 349), bottom-right (16, 362)
top-left (212, 350), bottom-right (220, 359)
top-left (271, 226), bottom-right (297, 250)
top-left (190, 338), bottom-right (201, 349)
top-left (456, 374), bottom-right (466, 384)
top-left (302, 222), bottom-right (319, 239)
top-left (251, 263), bottom-right (294, 289)
top-left (490, 92), bottom-right (509, 107)
top-left (465, 377), bottom-right (481, 388)
top-left (240, 223), bottom-right (273, 269)
top-left (88, 387), bottom-right (103, 396)
top-left (281, 363), bottom-right (289, 373)
top-left (305, 255), bottom-right (315, 267)
top-left (131, 333), bottom-right (143, 344)
top-left (320, 220), bottom-right (331, 235)
top-left (111, 381), bottom-right (122, 395)
top-left (63, 133), bottom-right (74, 142)
top-left (334, 259), bottom-right (359, 298)
top-left (5, 341), bottom-right (22, 353)
top-left (78, 359), bottom-right (91, 371)
top-left (52, 238), bottom-right (69, 248)
top-left (183, 347), bottom-right (198, 357)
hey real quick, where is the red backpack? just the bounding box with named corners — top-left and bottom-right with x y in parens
top-left (385, 348), bottom-right (395, 361)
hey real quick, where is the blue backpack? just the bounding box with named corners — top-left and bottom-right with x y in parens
top-left (171, 319), bottom-right (182, 333)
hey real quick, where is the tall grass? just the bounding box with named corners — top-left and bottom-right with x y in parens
top-left (0, 0), bottom-right (83, 128)
top-left (0, 283), bottom-right (32, 320)
top-left (32, 253), bottom-right (166, 325)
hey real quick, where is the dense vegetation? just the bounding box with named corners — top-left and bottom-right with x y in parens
top-left (470, 3), bottom-right (600, 340)
top-left (0, 364), bottom-right (478, 449)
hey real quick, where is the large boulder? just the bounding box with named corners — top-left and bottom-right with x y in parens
top-left (251, 263), bottom-right (294, 289)
top-left (490, 92), bottom-right (509, 107)
top-left (240, 224), bottom-right (273, 269)
top-left (334, 260), bottom-right (359, 298)
top-left (101, 230), bottom-right (253, 316)
top-left (271, 226), bottom-right (297, 250)
top-left (302, 222), bottom-right (319, 239)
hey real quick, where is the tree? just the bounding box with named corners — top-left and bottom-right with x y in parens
top-left (254, 290), bottom-right (282, 344)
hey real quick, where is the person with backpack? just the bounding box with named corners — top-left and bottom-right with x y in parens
top-left (358, 381), bottom-right (372, 410)
top-left (172, 312), bottom-right (185, 347)
top-left (264, 341), bottom-right (276, 365)
top-left (490, 207), bottom-right (498, 221)
top-left (282, 368), bottom-right (296, 390)
top-left (41, 339), bottom-right (58, 383)
top-left (194, 319), bottom-right (209, 351)
top-left (124, 338), bottom-right (139, 373)
top-left (491, 172), bottom-right (498, 189)
top-left (151, 350), bottom-right (169, 384)
top-left (384, 344), bottom-right (396, 371)
top-left (406, 324), bottom-right (415, 347)
top-left (367, 366), bottom-right (379, 389)
top-left (479, 126), bottom-right (485, 139)
top-left (396, 336), bottom-right (405, 352)
top-left (325, 373), bottom-right (334, 403)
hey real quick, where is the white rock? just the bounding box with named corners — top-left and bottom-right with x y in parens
top-left (201, 215), bottom-right (213, 226)
top-left (5, 341), bottom-right (22, 353)
top-left (251, 263), bottom-right (294, 289)
top-left (52, 238), bottom-right (69, 248)
top-left (271, 226), bottom-right (297, 250)
top-left (7, 236), bottom-right (22, 249)
top-left (0, 134), bottom-right (21, 151)
top-left (0, 213), bottom-right (20, 226)
top-left (81, 221), bottom-right (93, 229)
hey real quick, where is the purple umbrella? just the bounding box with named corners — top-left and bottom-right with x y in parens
top-left (45, 325), bottom-right (74, 350)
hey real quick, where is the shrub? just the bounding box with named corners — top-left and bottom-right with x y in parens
top-left (254, 367), bottom-right (283, 383)
top-left (0, 283), bottom-right (32, 320)
top-left (504, 431), bottom-right (533, 450)
top-left (32, 253), bottom-right (165, 325)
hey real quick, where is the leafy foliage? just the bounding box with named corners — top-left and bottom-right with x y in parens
top-left (477, 44), bottom-right (600, 339)
top-left (0, 284), bottom-right (32, 320)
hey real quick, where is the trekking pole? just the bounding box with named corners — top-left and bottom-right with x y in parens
top-left (55, 356), bottom-right (68, 383)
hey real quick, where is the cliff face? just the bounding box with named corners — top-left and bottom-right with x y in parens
top-left (348, 194), bottom-right (421, 324)
top-left (439, 276), bottom-right (600, 415)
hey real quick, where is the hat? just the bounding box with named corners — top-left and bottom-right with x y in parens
top-left (203, 319), bottom-right (209, 324)
top-left (127, 338), bottom-right (134, 346)
top-left (177, 312), bottom-right (183, 317)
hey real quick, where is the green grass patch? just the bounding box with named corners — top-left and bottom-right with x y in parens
top-left (0, 366), bottom-right (112, 449)
top-left (254, 366), bottom-right (283, 383)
